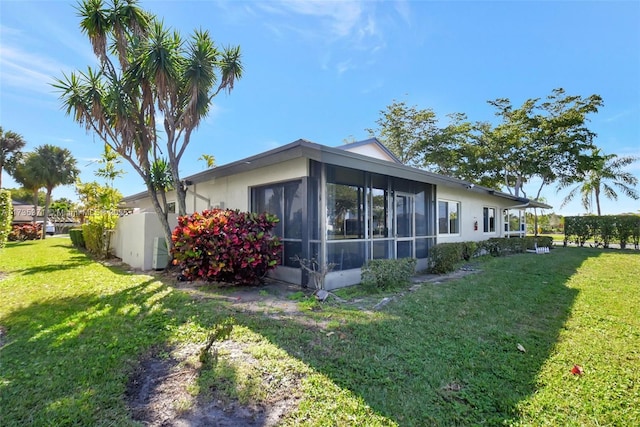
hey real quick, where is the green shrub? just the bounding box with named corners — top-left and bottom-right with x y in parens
top-left (361, 258), bottom-right (417, 291)
top-left (524, 236), bottom-right (553, 250)
top-left (0, 190), bottom-right (12, 248)
top-left (598, 216), bottom-right (616, 248)
top-left (69, 228), bottom-right (85, 248)
top-left (565, 215), bottom-right (640, 248)
top-left (461, 241), bottom-right (477, 261)
top-left (428, 243), bottom-right (464, 274)
top-left (171, 209), bottom-right (282, 285)
top-left (8, 223), bottom-right (42, 241)
top-left (82, 211), bottom-right (118, 257)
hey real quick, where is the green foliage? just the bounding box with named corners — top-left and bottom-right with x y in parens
top-left (361, 258), bottom-right (417, 291)
top-left (429, 243), bottom-right (465, 273)
top-left (565, 215), bottom-right (640, 248)
top-left (69, 228), bottom-right (85, 248)
top-left (2, 239), bottom-right (639, 426)
top-left (82, 212), bottom-right (118, 257)
top-left (0, 190), bottom-right (13, 248)
top-left (5, 188), bottom-right (46, 206)
top-left (429, 238), bottom-right (549, 274)
top-left (199, 317), bottom-right (235, 365)
top-left (171, 209), bottom-right (282, 285)
top-left (559, 149), bottom-right (639, 216)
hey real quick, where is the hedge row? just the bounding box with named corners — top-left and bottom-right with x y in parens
top-left (429, 236), bottom-right (553, 274)
top-left (69, 228), bottom-right (85, 248)
top-left (0, 190), bottom-right (12, 248)
top-left (564, 215), bottom-right (640, 249)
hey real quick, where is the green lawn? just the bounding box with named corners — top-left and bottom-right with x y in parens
top-left (1, 238), bottom-right (638, 426)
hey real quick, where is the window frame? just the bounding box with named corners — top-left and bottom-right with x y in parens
top-left (437, 199), bottom-right (460, 235)
top-left (483, 206), bottom-right (496, 233)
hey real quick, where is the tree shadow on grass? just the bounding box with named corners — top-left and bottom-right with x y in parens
top-left (225, 247), bottom-right (604, 426)
top-left (0, 278), bottom-right (207, 426)
top-left (0, 246), bottom-right (615, 426)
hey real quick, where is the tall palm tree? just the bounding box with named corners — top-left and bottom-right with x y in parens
top-left (0, 127), bottom-right (26, 188)
top-left (12, 153), bottom-right (46, 225)
top-left (53, 0), bottom-right (243, 252)
top-left (33, 145), bottom-right (79, 238)
top-left (560, 149), bottom-right (639, 215)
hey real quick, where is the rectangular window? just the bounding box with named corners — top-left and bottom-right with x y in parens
top-left (483, 207), bottom-right (495, 233)
top-left (438, 200), bottom-right (460, 235)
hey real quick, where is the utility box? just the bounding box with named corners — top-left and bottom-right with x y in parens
top-left (152, 236), bottom-right (168, 270)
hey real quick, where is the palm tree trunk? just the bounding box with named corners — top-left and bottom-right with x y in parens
top-left (595, 187), bottom-right (602, 216)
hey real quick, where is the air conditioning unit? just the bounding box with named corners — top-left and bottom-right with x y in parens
top-left (152, 237), bottom-right (168, 270)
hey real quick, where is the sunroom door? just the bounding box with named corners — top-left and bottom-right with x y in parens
top-left (395, 193), bottom-right (414, 258)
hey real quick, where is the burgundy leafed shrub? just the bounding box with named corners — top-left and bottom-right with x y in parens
top-left (8, 224), bottom-right (42, 241)
top-left (171, 209), bottom-right (282, 285)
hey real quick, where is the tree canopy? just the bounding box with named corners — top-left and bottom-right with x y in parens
top-left (370, 89), bottom-right (607, 204)
top-left (0, 126), bottom-right (26, 188)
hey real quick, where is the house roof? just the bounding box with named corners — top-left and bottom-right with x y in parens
top-left (336, 137), bottom-right (402, 164)
top-left (121, 138), bottom-right (552, 210)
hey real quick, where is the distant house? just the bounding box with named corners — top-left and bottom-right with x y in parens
top-left (11, 203), bottom-right (44, 225)
top-left (118, 138), bottom-right (550, 289)
top-left (11, 202), bottom-right (75, 233)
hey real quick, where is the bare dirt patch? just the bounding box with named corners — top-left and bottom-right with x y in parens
top-left (126, 342), bottom-right (302, 427)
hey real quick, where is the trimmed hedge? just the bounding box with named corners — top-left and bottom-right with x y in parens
top-left (565, 215), bottom-right (640, 249)
top-left (69, 228), bottom-right (85, 248)
top-left (429, 236), bottom-right (553, 274)
top-left (0, 190), bottom-right (11, 248)
top-left (361, 258), bottom-right (417, 291)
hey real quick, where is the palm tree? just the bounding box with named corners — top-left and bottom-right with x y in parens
top-left (34, 145), bottom-right (79, 239)
top-left (53, 0), bottom-right (243, 252)
top-left (11, 153), bottom-right (46, 226)
top-left (0, 127), bottom-right (26, 188)
top-left (560, 149), bottom-right (639, 216)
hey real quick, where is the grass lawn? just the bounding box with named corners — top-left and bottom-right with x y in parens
top-left (1, 238), bottom-right (639, 426)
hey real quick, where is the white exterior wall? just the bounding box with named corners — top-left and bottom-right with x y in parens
top-left (115, 158), bottom-right (308, 271)
top-left (436, 187), bottom-right (517, 243)
top-left (128, 158), bottom-right (309, 214)
top-left (112, 212), bottom-right (178, 270)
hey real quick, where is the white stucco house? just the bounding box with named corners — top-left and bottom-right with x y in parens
top-left (115, 138), bottom-right (550, 289)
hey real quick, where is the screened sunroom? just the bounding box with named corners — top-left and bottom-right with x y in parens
top-left (251, 160), bottom-right (437, 289)
top-left (119, 138), bottom-right (550, 289)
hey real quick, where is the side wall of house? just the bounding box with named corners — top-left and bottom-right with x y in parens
top-left (185, 158), bottom-right (307, 213)
top-left (436, 187), bottom-right (517, 243)
top-left (116, 158), bottom-right (309, 271)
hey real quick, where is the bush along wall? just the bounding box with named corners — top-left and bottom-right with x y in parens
top-left (564, 215), bottom-right (640, 249)
top-left (428, 237), bottom-right (554, 274)
top-left (69, 228), bottom-right (85, 248)
top-left (171, 209), bottom-right (282, 285)
top-left (361, 258), bottom-right (417, 291)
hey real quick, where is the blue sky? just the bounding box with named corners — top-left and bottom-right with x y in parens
top-left (1, 0), bottom-right (639, 215)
